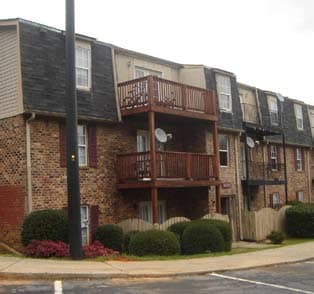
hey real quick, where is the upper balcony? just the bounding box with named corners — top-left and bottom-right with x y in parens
top-left (241, 161), bottom-right (286, 186)
top-left (118, 76), bottom-right (217, 121)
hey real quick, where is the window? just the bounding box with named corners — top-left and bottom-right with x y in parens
top-left (297, 191), bottom-right (304, 202)
top-left (269, 145), bottom-right (278, 170)
top-left (216, 74), bottom-right (232, 112)
top-left (134, 66), bottom-right (162, 79)
top-left (296, 148), bottom-right (303, 171)
top-left (139, 201), bottom-right (166, 224)
top-left (78, 125), bottom-right (87, 166)
top-left (267, 96), bottom-right (279, 125)
top-left (81, 206), bottom-right (89, 245)
top-left (76, 43), bottom-right (91, 89)
top-left (294, 104), bottom-right (304, 130)
top-left (270, 192), bottom-right (280, 209)
top-left (219, 134), bottom-right (228, 166)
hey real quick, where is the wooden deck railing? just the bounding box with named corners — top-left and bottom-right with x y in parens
top-left (118, 76), bottom-right (216, 116)
top-left (117, 151), bottom-right (215, 182)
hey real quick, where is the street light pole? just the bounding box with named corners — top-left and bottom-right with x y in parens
top-left (65, 0), bottom-right (83, 259)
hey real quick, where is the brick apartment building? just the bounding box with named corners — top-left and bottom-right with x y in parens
top-left (0, 18), bottom-right (313, 247)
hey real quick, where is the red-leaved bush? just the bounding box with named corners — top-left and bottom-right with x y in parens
top-left (24, 240), bottom-right (70, 258)
top-left (83, 241), bottom-right (119, 258)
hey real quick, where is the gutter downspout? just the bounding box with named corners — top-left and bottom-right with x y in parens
top-left (26, 113), bottom-right (36, 213)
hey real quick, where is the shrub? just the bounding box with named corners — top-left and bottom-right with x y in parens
top-left (181, 222), bottom-right (224, 254)
top-left (83, 241), bottom-right (119, 258)
top-left (267, 231), bottom-right (285, 244)
top-left (128, 230), bottom-right (180, 256)
top-left (202, 219), bottom-right (232, 251)
top-left (95, 224), bottom-right (124, 252)
top-left (24, 240), bottom-right (69, 258)
top-left (123, 231), bottom-right (139, 253)
top-left (167, 221), bottom-right (190, 242)
top-left (21, 210), bottom-right (68, 246)
top-left (287, 200), bottom-right (302, 206)
top-left (286, 204), bottom-right (314, 238)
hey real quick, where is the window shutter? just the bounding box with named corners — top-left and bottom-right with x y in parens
top-left (88, 125), bottom-right (97, 168)
top-left (294, 148), bottom-right (297, 171)
top-left (277, 146), bottom-right (281, 171)
top-left (269, 194), bottom-right (273, 208)
top-left (59, 123), bottom-right (66, 167)
top-left (90, 205), bottom-right (99, 242)
top-left (301, 149), bottom-right (305, 171)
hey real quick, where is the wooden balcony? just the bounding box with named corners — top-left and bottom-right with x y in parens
top-left (242, 162), bottom-right (286, 186)
top-left (118, 76), bottom-right (217, 121)
top-left (117, 151), bottom-right (219, 189)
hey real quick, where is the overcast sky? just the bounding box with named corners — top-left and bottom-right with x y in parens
top-left (2, 0), bottom-right (314, 105)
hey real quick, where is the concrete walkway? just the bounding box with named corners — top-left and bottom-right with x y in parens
top-left (0, 242), bottom-right (313, 280)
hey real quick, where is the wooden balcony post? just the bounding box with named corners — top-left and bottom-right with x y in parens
top-left (212, 120), bottom-right (221, 213)
top-left (186, 153), bottom-right (192, 179)
top-left (149, 110), bottom-right (158, 224)
top-left (182, 85), bottom-right (187, 110)
top-left (148, 76), bottom-right (155, 109)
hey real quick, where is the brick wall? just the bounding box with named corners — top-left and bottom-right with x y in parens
top-left (30, 117), bottom-right (214, 224)
top-left (247, 144), bottom-right (311, 210)
top-left (0, 115), bottom-right (27, 246)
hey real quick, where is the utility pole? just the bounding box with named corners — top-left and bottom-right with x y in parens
top-left (65, 0), bottom-right (82, 259)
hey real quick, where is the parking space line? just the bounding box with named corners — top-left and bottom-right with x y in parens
top-left (210, 273), bottom-right (314, 294)
top-left (54, 280), bottom-right (63, 294)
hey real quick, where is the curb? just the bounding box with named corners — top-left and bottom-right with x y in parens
top-left (0, 257), bottom-right (313, 280)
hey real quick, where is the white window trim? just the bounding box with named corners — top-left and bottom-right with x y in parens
top-left (139, 201), bottom-right (167, 224)
top-left (271, 192), bottom-right (280, 208)
top-left (78, 125), bottom-right (88, 167)
top-left (267, 96), bottom-right (279, 126)
top-left (270, 145), bottom-right (278, 171)
top-left (294, 104), bottom-right (304, 130)
top-left (81, 205), bottom-right (89, 246)
top-left (297, 191), bottom-right (304, 202)
top-left (134, 66), bottom-right (162, 79)
top-left (76, 41), bottom-right (92, 91)
top-left (219, 134), bottom-right (229, 167)
top-left (216, 74), bottom-right (232, 113)
top-left (296, 148), bottom-right (303, 171)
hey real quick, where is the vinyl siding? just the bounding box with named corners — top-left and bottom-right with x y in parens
top-left (0, 26), bottom-right (21, 119)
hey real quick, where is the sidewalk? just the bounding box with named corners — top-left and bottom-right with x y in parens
top-left (0, 242), bottom-right (313, 280)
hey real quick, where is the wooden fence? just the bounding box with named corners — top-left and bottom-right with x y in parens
top-left (241, 206), bottom-right (290, 241)
top-left (117, 214), bottom-right (229, 233)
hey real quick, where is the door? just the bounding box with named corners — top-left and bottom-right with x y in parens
top-left (139, 201), bottom-right (167, 224)
top-left (81, 206), bottom-right (89, 245)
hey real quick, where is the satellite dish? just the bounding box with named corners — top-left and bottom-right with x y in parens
top-left (246, 136), bottom-right (255, 148)
top-left (155, 128), bottom-right (167, 143)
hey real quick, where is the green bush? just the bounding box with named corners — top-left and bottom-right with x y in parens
top-left (167, 221), bottom-right (190, 242)
top-left (287, 200), bottom-right (302, 206)
top-left (95, 224), bottom-right (124, 252)
top-left (128, 230), bottom-right (180, 256)
top-left (286, 204), bottom-right (314, 238)
top-left (266, 231), bottom-right (285, 244)
top-left (181, 222), bottom-right (224, 254)
top-left (21, 209), bottom-right (68, 246)
top-left (201, 219), bottom-right (232, 251)
top-left (123, 230), bottom-right (139, 253)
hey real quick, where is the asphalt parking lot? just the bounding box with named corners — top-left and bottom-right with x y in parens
top-left (1, 260), bottom-right (314, 293)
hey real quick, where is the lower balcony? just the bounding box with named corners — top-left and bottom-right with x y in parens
top-left (241, 162), bottom-right (286, 186)
top-left (117, 151), bottom-right (219, 189)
